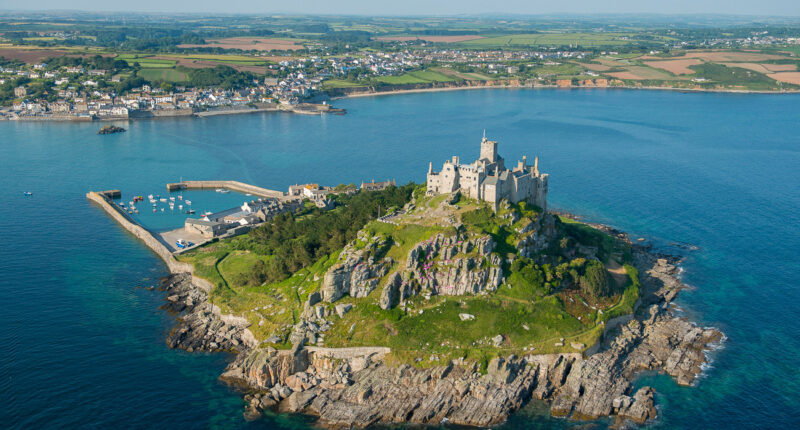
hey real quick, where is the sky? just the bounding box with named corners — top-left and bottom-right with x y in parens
top-left (1, 0), bottom-right (799, 17)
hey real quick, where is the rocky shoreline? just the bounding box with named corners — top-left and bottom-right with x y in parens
top-left (157, 228), bottom-right (723, 428)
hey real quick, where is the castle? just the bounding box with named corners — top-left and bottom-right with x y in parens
top-left (426, 135), bottom-right (548, 211)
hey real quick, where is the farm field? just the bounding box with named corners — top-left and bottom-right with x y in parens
top-left (606, 65), bottom-right (683, 80)
top-left (720, 62), bottom-right (797, 73)
top-left (375, 35), bottom-right (485, 43)
top-left (434, 67), bottom-right (491, 80)
top-left (768, 72), bottom-right (800, 84)
top-left (459, 32), bottom-right (670, 48)
top-left (178, 37), bottom-right (305, 51)
top-left (643, 58), bottom-right (703, 75)
top-left (376, 69), bottom-right (457, 84)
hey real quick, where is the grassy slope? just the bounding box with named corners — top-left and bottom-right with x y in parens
top-left (180, 192), bottom-right (640, 367)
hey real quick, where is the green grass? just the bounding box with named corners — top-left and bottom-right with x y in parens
top-left (601, 265), bottom-right (640, 321)
top-left (689, 63), bottom-right (783, 90)
top-left (137, 68), bottom-right (187, 82)
top-left (321, 79), bottom-right (367, 89)
top-left (175, 193), bottom-right (642, 366)
top-left (460, 32), bottom-right (670, 49)
top-left (376, 70), bottom-right (457, 85)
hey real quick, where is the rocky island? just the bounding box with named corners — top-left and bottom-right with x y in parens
top-left (126, 138), bottom-right (721, 427)
top-left (97, 125), bottom-right (126, 135)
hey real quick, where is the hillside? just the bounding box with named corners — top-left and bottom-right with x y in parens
top-left (177, 184), bottom-right (639, 366)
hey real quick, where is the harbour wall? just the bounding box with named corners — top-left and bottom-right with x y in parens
top-left (166, 180), bottom-right (285, 199)
top-left (86, 190), bottom-right (214, 292)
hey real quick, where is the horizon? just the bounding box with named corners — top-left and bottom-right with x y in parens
top-left (2, 2), bottom-right (800, 19)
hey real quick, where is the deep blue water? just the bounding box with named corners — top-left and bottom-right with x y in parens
top-left (2, 88), bottom-right (799, 429)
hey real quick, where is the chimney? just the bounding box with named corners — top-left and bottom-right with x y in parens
top-left (428, 162), bottom-right (433, 174)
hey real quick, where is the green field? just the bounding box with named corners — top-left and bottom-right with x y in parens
top-left (376, 69), bottom-right (457, 84)
top-left (137, 68), bottom-right (187, 82)
top-left (460, 32), bottom-right (671, 48)
top-left (321, 79), bottom-right (367, 89)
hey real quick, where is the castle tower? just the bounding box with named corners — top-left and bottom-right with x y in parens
top-left (480, 136), bottom-right (498, 162)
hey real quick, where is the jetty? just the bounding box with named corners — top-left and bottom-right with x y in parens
top-left (166, 180), bottom-right (284, 198)
top-left (86, 180), bottom-right (290, 288)
top-left (85, 189), bottom-right (213, 292)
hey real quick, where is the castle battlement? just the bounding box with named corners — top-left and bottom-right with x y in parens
top-left (426, 136), bottom-right (548, 211)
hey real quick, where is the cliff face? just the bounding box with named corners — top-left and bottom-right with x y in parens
top-left (213, 247), bottom-right (722, 427)
top-left (321, 231), bottom-right (393, 303)
top-left (379, 232), bottom-right (503, 309)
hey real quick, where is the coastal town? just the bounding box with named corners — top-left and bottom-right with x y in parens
top-left (0, 48), bottom-right (595, 120)
top-left (5, 26), bottom-right (800, 120)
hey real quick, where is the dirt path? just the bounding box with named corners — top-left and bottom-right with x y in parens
top-left (605, 258), bottom-right (629, 287)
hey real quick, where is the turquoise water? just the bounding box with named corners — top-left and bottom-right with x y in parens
top-left (2, 88), bottom-right (799, 428)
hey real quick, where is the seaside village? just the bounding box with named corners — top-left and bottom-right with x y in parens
top-left (2, 49), bottom-right (593, 120)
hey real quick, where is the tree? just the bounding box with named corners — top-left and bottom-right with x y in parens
top-left (580, 260), bottom-right (612, 299)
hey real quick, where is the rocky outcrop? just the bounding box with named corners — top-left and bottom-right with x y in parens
top-left (160, 273), bottom-right (257, 353)
top-left (321, 231), bottom-right (392, 302)
top-left (516, 213), bottom-right (558, 257)
top-left (379, 232), bottom-right (502, 309)
top-left (220, 243), bottom-right (723, 428)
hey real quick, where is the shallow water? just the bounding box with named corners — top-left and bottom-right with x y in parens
top-left (2, 88), bottom-right (799, 428)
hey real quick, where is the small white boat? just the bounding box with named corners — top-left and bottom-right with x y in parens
top-left (178, 205), bottom-right (183, 210)
top-left (159, 198), bottom-right (167, 202)
top-left (185, 200), bottom-right (192, 205)
top-left (148, 194), bottom-right (154, 199)
top-left (161, 208), bottom-right (165, 212)
top-left (169, 197), bottom-right (176, 202)
top-left (215, 188), bottom-right (223, 193)
top-left (177, 195), bottom-right (183, 200)
top-left (219, 189), bottom-right (230, 194)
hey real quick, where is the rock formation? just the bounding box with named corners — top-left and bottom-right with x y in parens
top-left (160, 273), bottom-right (257, 353)
top-left (321, 231), bottom-right (392, 302)
top-left (378, 232), bottom-right (503, 309)
top-left (214, 245), bottom-right (722, 427)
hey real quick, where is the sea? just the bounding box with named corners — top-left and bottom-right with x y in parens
top-left (1, 88), bottom-right (799, 429)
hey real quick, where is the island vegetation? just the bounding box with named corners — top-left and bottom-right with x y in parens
top-left (177, 183), bottom-right (639, 367)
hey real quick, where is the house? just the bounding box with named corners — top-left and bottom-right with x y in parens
top-left (360, 179), bottom-right (396, 192)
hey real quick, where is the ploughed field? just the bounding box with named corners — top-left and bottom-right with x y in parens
top-left (178, 184), bottom-right (639, 367)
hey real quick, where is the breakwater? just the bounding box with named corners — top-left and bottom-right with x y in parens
top-left (85, 190), bottom-right (214, 292)
top-left (166, 180), bottom-right (285, 199)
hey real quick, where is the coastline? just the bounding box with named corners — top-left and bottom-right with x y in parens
top-left (0, 103), bottom-right (345, 122)
top-left (328, 81), bottom-right (800, 101)
top-left (5, 82), bottom-right (796, 122)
